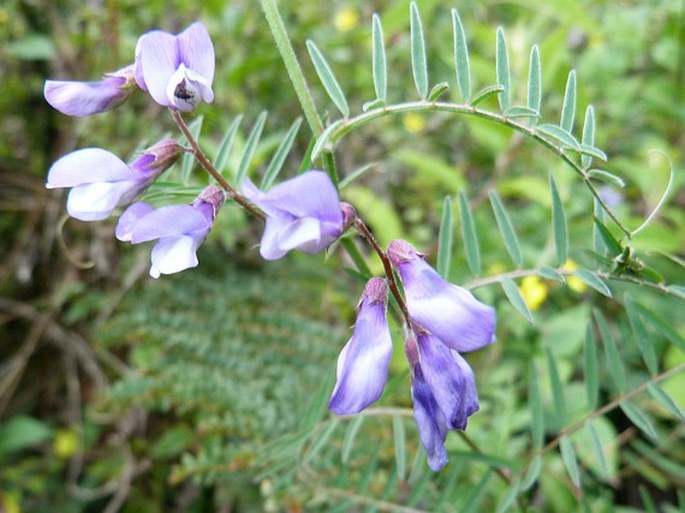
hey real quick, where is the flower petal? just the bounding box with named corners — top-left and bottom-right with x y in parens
top-left (176, 21), bottom-right (215, 86)
top-left (388, 240), bottom-right (496, 352)
top-left (136, 30), bottom-right (179, 108)
top-left (125, 205), bottom-right (211, 244)
top-left (329, 282), bottom-right (392, 414)
top-left (275, 217), bottom-right (322, 253)
top-left (411, 366), bottom-right (449, 471)
top-left (248, 171), bottom-right (342, 226)
top-left (149, 235), bottom-right (201, 278)
top-left (46, 148), bottom-right (134, 188)
top-left (44, 77), bottom-right (128, 116)
top-left (416, 332), bottom-right (480, 430)
top-left (115, 202), bottom-right (155, 241)
top-left (66, 181), bottom-right (138, 221)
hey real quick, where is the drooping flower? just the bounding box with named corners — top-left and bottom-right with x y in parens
top-left (405, 330), bottom-right (480, 471)
top-left (44, 65), bottom-right (137, 116)
top-left (134, 21), bottom-right (215, 111)
top-left (329, 277), bottom-right (392, 415)
top-left (241, 171), bottom-right (344, 260)
top-left (116, 185), bottom-right (225, 278)
top-left (387, 239), bottom-right (496, 352)
top-left (46, 139), bottom-right (181, 221)
top-left (410, 363), bottom-right (449, 471)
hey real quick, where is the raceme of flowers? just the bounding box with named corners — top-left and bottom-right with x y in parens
top-left (43, 21), bottom-right (497, 470)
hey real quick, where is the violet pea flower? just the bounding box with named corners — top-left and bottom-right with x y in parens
top-left (387, 239), bottom-right (496, 353)
top-left (405, 331), bottom-right (480, 471)
top-left (44, 65), bottom-right (137, 116)
top-left (116, 185), bottom-right (225, 278)
top-left (411, 364), bottom-right (449, 471)
top-left (329, 277), bottom-right (392, 415)
top-left (241, 171), bottom-right (344, 260)
top-left (135, 21), bottom-right (215, 111)
top-left (46, 139), bottom-right (181, 221)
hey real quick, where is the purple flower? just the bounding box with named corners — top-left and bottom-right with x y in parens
top-left (134, 21), bottom-right (215, 111)
top-left (411, 364), bottom-right (449, 471)
top-left (116, 185), bottom-right (225, 278)
top-left (329, 278), bottom-right (392, 415)
top-left (46, 139), bottom-right (181, 221)
top-left (241, 171), bottom-right (344, 260)
top-left (387, 239), bottom-right (496, 352)
top-left (405, 331), bottom-right (480, 471)
top-left (44, 65), bottom-right (136, 116)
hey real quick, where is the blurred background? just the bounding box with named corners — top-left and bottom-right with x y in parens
top-left (1, 0), bottom-right (683, 511)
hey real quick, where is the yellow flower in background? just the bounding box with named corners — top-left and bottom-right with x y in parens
top-left (519, 275), bottom-right (548, 311)
top-left (53, 428), bottom-right (79, 459)
top-left (334, 7), bottom-right (359, 33)
top-left (1, 492), bottom-right (21, 513)
top-left (562, 259), bottom-right (588, 293)
top-left (403, 113), bottom-right (427, 133)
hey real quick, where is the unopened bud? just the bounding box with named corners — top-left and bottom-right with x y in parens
top-left (340, 202), bottom-right (357, 232)
top-left (142, 139), bottom-right (183, 174)
top-left (195, 184), bottom-right (226, 216)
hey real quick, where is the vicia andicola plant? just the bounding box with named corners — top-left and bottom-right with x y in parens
top-left (38, 1), bottom-right (685, 509)
top-left (43, 16), bottom-right (496, 471)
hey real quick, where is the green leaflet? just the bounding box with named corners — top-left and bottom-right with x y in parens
top-left (572, 269), bottom-right (612, 298)
top-left (392, 415), bottom-right (407, 480)
top-left (489, 191), bottom-right (523, 267)
top-left (620, 401), bottom-right (657, 440)
top-left (372, 14), bottom-right (387, 101)
top-left (341, 415), bottom-right (364, 464)
top-left (537, 123), bottom-right (580, 150)
top-left (496, 27), bottom-right (511, 112)
top-left (581, 105), bottom-right (596, 169)
top-left (437, 195), bottom-right (454, 278)
top-left (260, 117), bottom-right (302, 190)
top-left (549, 174), bottom-right (568, 265)
top-left (235, 111), bottom-right (267, 185)
top-left (452, 8), bottom-right (471, 101)
top-left (458, 190), bottom-right (481, 276)
top-left (546, 347), bottom-right (567, 423)
top-left (588, 169), bottom-right (626, 188)
top-left (213, 115), bottom-right (243, 174)
top-left (624, 293), bottom-right (658, 374)
top-left (594, 309), bottom-right (626, 392)
top-left (307, 40), bottom-right (350, 117)
top-left (410, 2), bottom-right (428, 98)
top-left (501, 278), bottom-right (534, 324)
top-left (584, 321), bottom-right (599, 409)
top-left (527, 45), bottom-right (541, 120)
top-left (585, 419), bottom-right (610, 479)
top-left (559, 436), bottom-right (581, 488)
top-left (528, 362), bottom-right (545, 449)
top-left (560, 70), bottom-right (577, 133)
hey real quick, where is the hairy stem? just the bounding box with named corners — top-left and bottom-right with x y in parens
top-left (259, 0), bottom-right (323, 136)
top-left (170, 110), bottom-right (265, 220)
top-left (536, 362), bottom-right (685, 460)
top-left (353, 218), bottom-right (410, 324)
top-left (313, 100), bottom-right (632, 238)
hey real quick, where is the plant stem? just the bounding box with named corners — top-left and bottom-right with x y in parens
top-left (259, 0), bottom-right (323, 137)
top-left (170, 110), bottom-right (265, 221)
top-left (312, 100), bottom-right (632, 238)
top-left (353, 218), bottom-right (410, 324)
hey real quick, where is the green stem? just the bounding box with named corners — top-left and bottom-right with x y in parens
top-left (259, 0), bottom-right (323, 137)
top-left (536, 362), bottom-right (685, 459)
top-left (312, 100), bottom-right (632, 238)
top-left (464, 265), bottom-right (685, 300)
